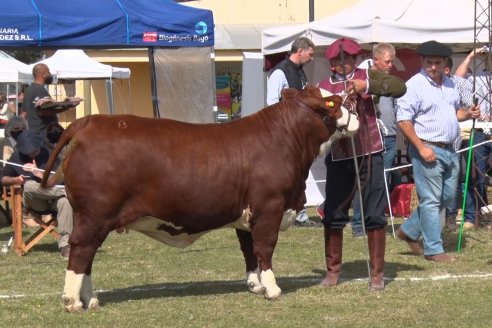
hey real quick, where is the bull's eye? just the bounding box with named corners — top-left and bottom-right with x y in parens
top-left (326, 101), bottom-right (335, 107)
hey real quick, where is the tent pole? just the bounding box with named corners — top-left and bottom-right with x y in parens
top-left (148, 47), bottom-right (160, 118)
top-left (128, 78), bottom-right (132, 114)
top-left (105, 78), bottom-right (115, 115)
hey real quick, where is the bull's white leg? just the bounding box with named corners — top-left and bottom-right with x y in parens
top-left (62, 270), bottom-right (84, 312)
top-left (260, 269), bottom-right (282, 300)
top-left (246, 268), bottom-right (264, 295)
top-left (80, 274), bottom-right (100, 310)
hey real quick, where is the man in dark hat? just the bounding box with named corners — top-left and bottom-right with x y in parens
top-left (396, 40), bottom-right (481, 262)
top-left (0, 129), bottom-right (73, 260)
top-left (317, 37), bottom-right (407, 291)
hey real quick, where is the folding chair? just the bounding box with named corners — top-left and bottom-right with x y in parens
top-left (2, 185), bottom-right (59, 256)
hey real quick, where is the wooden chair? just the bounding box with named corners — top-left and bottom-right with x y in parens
top-left (2, 185), bottom-right (59, 256)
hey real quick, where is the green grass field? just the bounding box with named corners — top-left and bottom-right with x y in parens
top-left (0, 209), bottom-right (491, 328)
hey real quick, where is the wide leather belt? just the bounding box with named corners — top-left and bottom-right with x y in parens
top-left (422, 140), bottom-right (452, 149)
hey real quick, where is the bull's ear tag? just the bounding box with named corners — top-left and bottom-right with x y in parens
top-left (326, 101), bottom-right (335, 107)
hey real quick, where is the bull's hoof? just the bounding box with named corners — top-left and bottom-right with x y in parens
top-left (264, 286), bottom-right (282, 300)
top-left (63, 296), bottom-right (84, 313)
top-left (87, 298), bottom-right (101, 311)
top-left (246, 269), bottom-right (264, 295)
top-left (247, 281), bottom-right (265, 295)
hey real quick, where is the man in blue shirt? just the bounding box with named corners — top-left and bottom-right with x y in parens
top-left (396, 40), bottom-right (480, 262)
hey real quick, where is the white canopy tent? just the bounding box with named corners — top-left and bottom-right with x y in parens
top-left (0, 51), bottom-right (32, 84)
top-left (28, 49), bottom-right (131, 114)
top-left (262, 0), bottom-right (488, 55)
top-left (30, 49), bottom-right (130, 80)
top-left (0, 51), bottom-right (31, 136)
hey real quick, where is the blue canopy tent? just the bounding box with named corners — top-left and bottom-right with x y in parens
top-left (0, 0), bottom-right (216, 122)
top-left (0, 0), bottom-right (213, 47)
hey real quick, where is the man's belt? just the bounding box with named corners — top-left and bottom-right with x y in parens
top-left (421, 140), bottom-right (452, 149)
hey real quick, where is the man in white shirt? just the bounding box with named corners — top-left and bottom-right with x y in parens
top-left (266, 37), bottom-right (315, 105)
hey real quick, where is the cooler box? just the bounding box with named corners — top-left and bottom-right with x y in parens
top-left (386, 183), bottom-right (418, 218)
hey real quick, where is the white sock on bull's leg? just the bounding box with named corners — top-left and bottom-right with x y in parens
top-left (246, 268), bottom-right (264, 294)
top-left (81, 274), bottom-right (100, 310)
top-left (63, 270), bottom-right (84, 312)
top-left (260, 269), bottom-right (282, 300)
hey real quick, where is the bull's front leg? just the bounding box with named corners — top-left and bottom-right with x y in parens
top-left (250, 216), bottom-right (282, 300)
top-left (235, 229), bottom-right (264, 295)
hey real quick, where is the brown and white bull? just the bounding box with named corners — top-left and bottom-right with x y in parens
top-left (41, 85), bottom-right (358, 312)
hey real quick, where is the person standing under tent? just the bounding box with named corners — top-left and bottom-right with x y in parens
top-left (452, 47), bottom-right (492, 229)
top-left (22, 63), bottom-right (82, 148)
top-left (396, 40), bottom-right (480, 262)
top-left (351, 43), bottom-right (401, 237)
top-left (266, 36), bottom-right (319, 227)
top-left (318, 37), bottom-right (406, 291)
top-left (442, 55), bottom-right (475, 229)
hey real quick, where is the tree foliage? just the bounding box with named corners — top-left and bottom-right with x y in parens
top-left (4, 50), bottom-right (45, 64)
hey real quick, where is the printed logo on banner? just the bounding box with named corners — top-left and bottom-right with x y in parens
top-left (143, 32), bottom-right (158, 42)
top-left (156, 21), bottom-right (209, 44)
top-left (194, 21), bottom-right (207, 35)
top-left (0, 28), bottom-right (33, 42)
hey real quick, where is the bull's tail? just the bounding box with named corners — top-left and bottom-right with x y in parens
top-left (41, 115), bottom-right (92, 188)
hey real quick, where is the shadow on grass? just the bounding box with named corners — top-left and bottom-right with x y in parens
top-left (27, 242), bottom-right (59, 253)
top-left (98, 259), bottom-right (423, 306)
top-left (98, 274), bottom-right (324, 305)
top-left (0, 230), bottom-right (13, 242)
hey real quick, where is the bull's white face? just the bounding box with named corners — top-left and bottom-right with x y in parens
top-left (318, 88), bottom-right (359, 155)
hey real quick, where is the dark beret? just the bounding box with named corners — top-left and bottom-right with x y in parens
top-left (417, 40), bottom-right (452, 57)
top-left (325, 37), bottom-right (361, 60)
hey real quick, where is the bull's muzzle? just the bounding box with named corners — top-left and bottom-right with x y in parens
top-left (336, 106), bottom-right (359, 137)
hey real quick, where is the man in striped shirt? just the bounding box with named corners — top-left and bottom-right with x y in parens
top-left (453, 48), bottom-right (492, 229)
top-left (395, 40), bottom-right (481, 262)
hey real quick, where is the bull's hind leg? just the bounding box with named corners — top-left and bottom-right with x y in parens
top-left (63, 270), bottom-right (100, 312)
top-left (63, 220), bottom-right (107, 312)
top-left (81, 273), bottom-right (100, 310)
top-left (235, 229), bottom-right (264, 295)
top-left (63, 270), bottom-right (84, 312)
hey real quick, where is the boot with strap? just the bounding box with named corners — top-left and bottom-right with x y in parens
top-left (367, 228), bottom-right (386, 291)
top-left (320, 227), bottom-right (343, 287)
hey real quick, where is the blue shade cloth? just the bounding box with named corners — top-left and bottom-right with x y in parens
top-left (0, 0), bottom-right (214, 47)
